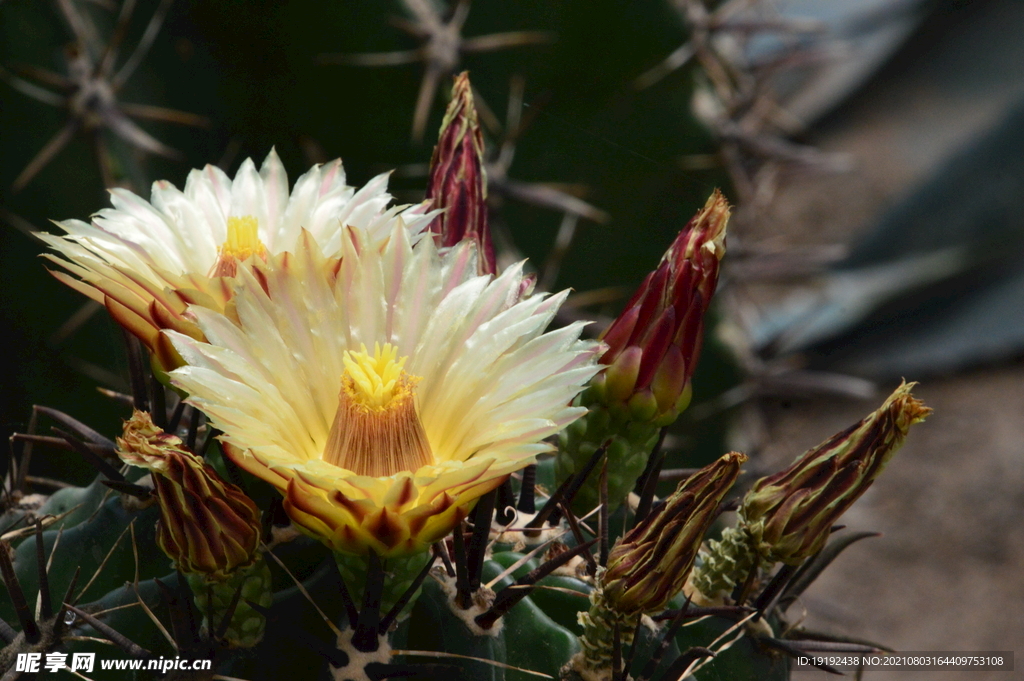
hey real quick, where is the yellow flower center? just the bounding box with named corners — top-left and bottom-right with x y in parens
top-left (342, 343), bottom-right (410, 410)
top-left (209, 216), bottom-right (267, 277)
top-left (323, 343), bottom-right (433, 477)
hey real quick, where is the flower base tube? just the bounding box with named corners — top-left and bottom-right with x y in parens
top-left (188, 559), bottom-right (273, 648)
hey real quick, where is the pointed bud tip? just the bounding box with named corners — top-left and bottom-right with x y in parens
top-left (437, 71), bottom-right (480, 144)
top-left (452, 70), bottom-right (473, 100)
top-left (670, 189), bottom-right (731, 264)
top-left (117, 409), bottom-right (188, 473)
top-left (695, 189), bottom-right (730, 257)
top-left (888, 380), bottom-right (932, 427)
top-left (426, 71), bottom-right (494, 275)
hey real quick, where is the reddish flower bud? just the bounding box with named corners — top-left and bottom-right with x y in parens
top-left (593, 190), bottom-right (729, 425)
top-left (742, 381), bottom-right (931, 564)
top-left (426, 71), bottom-right (495, 275)
top-left (602, 451), bottom-right (746, 615)
top-left (117, 411), bottom-right (262, 580)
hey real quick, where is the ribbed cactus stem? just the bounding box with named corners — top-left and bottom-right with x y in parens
top-left (188, 558), bottom-right (273, 648)
top-left (564, 576), bottom-right (638, 681)
top-left (690, 524), bottom-right (767, 601)
top-left (556, 397), bottom-right (661, 515)
top-left (335, 551), bottom-right (432, 623)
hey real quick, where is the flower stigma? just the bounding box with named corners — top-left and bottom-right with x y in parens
top-left (210, 215), bottom-right (267, 277)
top-left (323, 342), bottom-right (433, 477)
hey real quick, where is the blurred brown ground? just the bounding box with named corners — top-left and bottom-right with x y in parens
top-left (738, 1), bottom-right (1024, 679)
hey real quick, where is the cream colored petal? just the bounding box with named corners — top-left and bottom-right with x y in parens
top-left (229, 158), bottom-right (271, 246)
top-left (183, 165), bottom-right (231, 243)
top-left (259, 147), bottom-right (290, 235)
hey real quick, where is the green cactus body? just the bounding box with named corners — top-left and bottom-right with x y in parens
top-left (555, 394), bottom-right (661, 515)
top-left (400, 574), bottom-right (509, 680)
top-left (691, 525), bottom-right (767, 601)
top-left (187, 559), bottom-right (273, 648)
top-left (487, 551), bottom-right (593, 635)
top-left (670, 593), bottom-right (790, 681)
top-left (3, 470), bottom-right (799, 681)
top-left (334, 551), bottom-right (433, 623)
top-left (74, 574), bottom-right (192, 681)
top-left (487, 552), bottom-right (679, 681)
top-left (3, 478), bottom-right (163, 627)
top-left (38, 474), bottom-right (115, 525)
top-left (399, 554), bottom-right (582, 680)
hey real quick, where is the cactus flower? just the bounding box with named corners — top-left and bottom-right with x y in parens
top-left (167, 224), bottom-right (601, 557)
top-left (117, 410), bottom-right (262, 579)
top-left (39, 149), bottom-right (435, 373)
top-left (742, 381), bottom-right (931, 564)
top-left (602, 451), bottom-right (746, 615)
top-left (426, 71), bottom-right (495, 276)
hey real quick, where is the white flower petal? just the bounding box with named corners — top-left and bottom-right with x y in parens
top-left (166, 226), bottom-right (600, 497)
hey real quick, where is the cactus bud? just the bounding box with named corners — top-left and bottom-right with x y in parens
top-left (117, 410), bottom-right (272, 646)
top-left (568, 452), bottom-right (746, 678)
top-left (742, 381), bottom-right (931, 564)
top-left (118, 411), bottom-right (261, 579)
top-left (556, 191), bottom-right (730, 514)
top-left (602, 451), bottom-right (746, 615)
top-left (426, 71), bottom-right (495, 275)
top-left (596, 189), bottom-right (728, 424)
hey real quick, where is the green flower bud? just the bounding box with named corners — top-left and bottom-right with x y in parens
top-left (118, 411), bottom-right (271, 647)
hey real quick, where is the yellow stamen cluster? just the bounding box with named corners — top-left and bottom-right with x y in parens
top-left (323, 343), bottom-right (433, 477)
top-left (210, 216), bottom-right (267, 277)
top-left (342, 343), bottom-right (410, 410)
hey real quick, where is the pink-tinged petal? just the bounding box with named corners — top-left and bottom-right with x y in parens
top-left (43, 154), bottom-right (431, 369)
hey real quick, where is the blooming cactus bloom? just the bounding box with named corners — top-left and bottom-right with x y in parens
top-left (425, 71), bottom-right (495, 276)
top-left (167, 224), bottom-right (602, 557)
top-left (39, 149), bottom-right (434, 372)
top-left (116, 410), bottom-right (262, 580)
top-left (742, 381), bottom-right (931, 564)
top-left (602, 451), bottom-right (745, 615)
top-left (595, 189), bottom-right (729, 425)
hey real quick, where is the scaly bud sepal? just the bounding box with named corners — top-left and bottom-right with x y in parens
top-left (567, 452), bottom-right (745, 680)
top-left (690, 382), bottom-right (930, 604)
top-left (188, 560), bottom-right (273, 648)
top-left (117, 410), bottom-right (271, 646)
top-left (426, 71), bottom-right (495, 275)
top-left (555, 397), bottom-right (661, 515)
top-left (602, 451), bottom-right (746, 615)
top-left (742, 381), bottom-right (930, 564)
